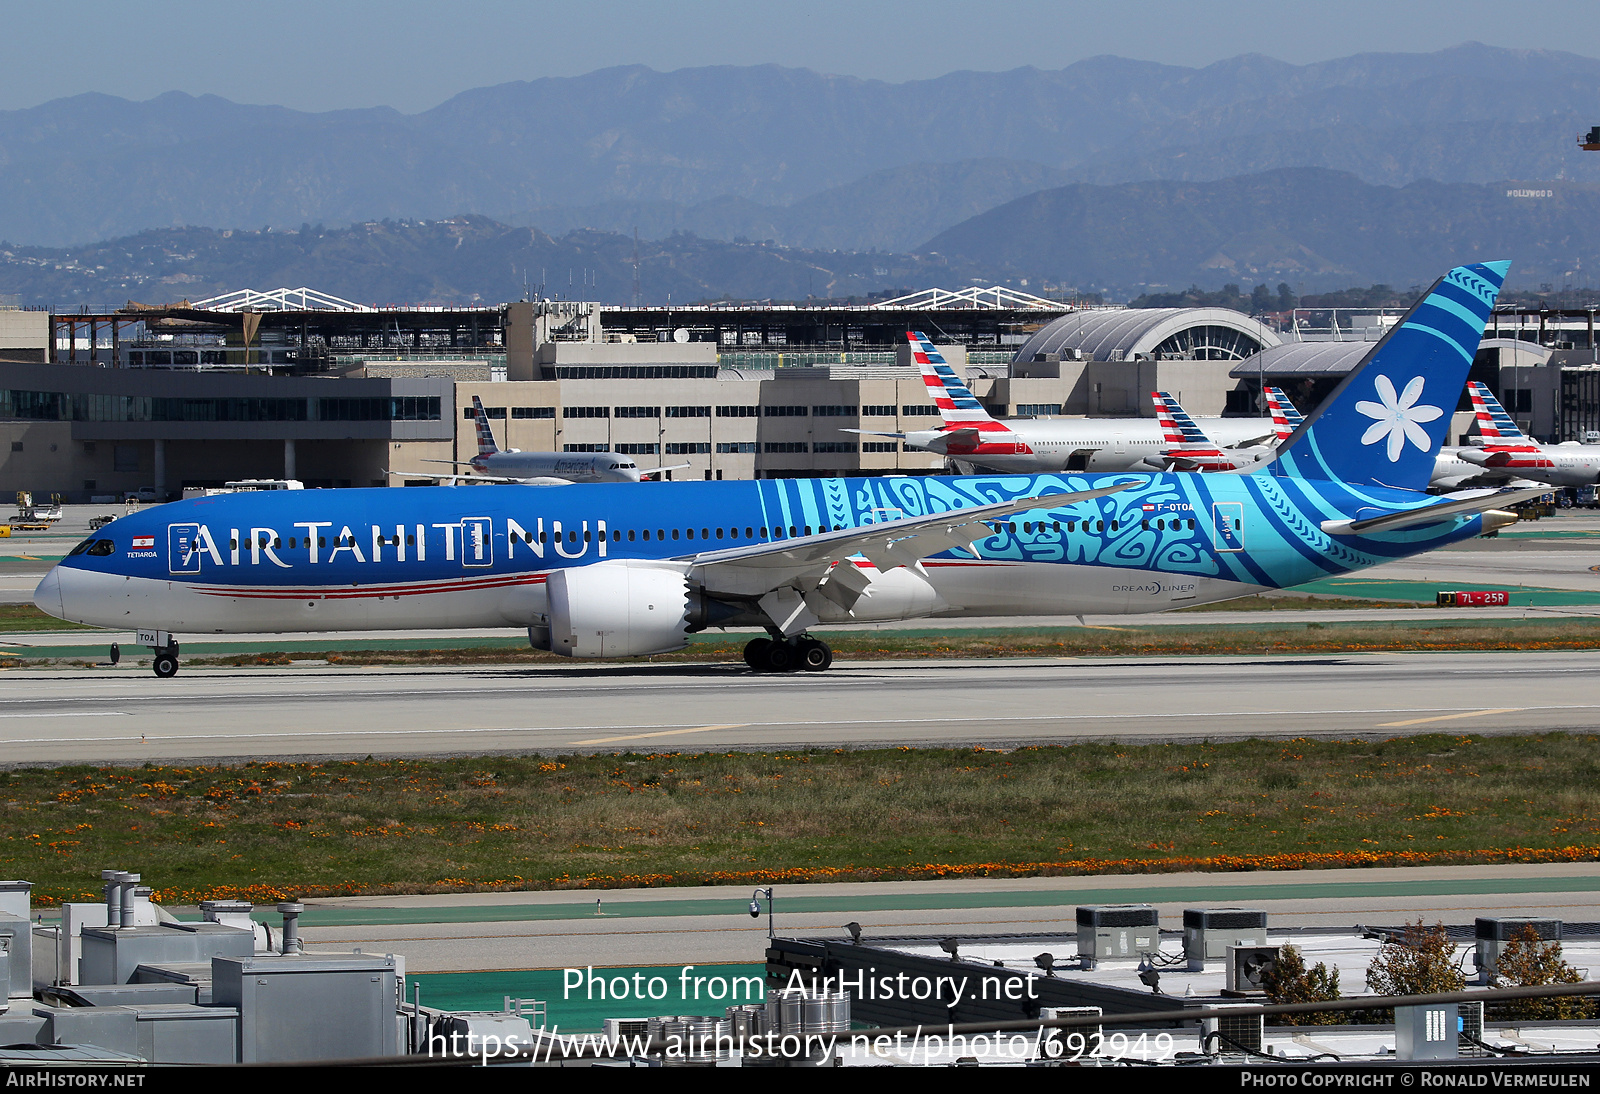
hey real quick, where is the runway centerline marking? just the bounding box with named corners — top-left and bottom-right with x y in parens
top-left (571, 724), bottom-right (750, 746)
top-left (1376, 707), bottom-right (1524, 728)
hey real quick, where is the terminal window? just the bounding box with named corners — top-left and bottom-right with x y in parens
top-left (1016, 404), bottom-right (1062, 416)
top-left (716, 442), bottom-right (758, 454)
top-left (665, 442), bottom-right (711, 454)
top-left (765, 405), bottom-right (808, 417)
top-left (813, 441), bottom-right (858, 453)
top-left (764, 442), bottom-right (809, 453)
top-left (862, 441), bottom-right (898, 453)
top-left (616, 443), bottom-right (660, 455)
top-left (666, 405), bottom-right (711, 418)
top-left (861, 405), bottom-right (896, 416)
top-left (901, 405), bottom-right (939, 416)
top-left (614, 406), bottom-right (661, 418)
top-left (563, 443), bottom-right (610, 452)
top-left (564, 406), bottom-right (610, 418)
top-left (511, 406), bottom-right (555, 419)
top-left (716, 405), bottom-right (759, 417)
top-left (812, 405), bottom-right (856, 417)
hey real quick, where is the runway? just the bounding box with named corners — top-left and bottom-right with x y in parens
top-left (4, 648), bottom-right (1597, 765)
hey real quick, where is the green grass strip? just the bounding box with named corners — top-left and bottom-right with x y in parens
top-left (6, 735), bottom-right (1600, 907)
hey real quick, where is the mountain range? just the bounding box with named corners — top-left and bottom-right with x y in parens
top-left (2, 43), bottom-right (1597, 250)
top-left (4, 168), bottom-right (1595, 307)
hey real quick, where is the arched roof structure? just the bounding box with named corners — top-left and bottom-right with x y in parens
top-left (1012, 308), bottom-right (1281, 364)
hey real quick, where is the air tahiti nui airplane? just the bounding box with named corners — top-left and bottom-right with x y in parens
top-left (36, 262), bottom-right (1538, 677)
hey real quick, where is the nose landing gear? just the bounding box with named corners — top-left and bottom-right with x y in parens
top-left (136, 629), bottom-right (181, 678)
top-left (742, 635), bottom-right (833, 673)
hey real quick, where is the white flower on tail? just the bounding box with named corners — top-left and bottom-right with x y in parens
top-left (1355, 375), bottom-right (1442, 462)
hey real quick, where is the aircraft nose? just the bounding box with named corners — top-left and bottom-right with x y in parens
top-left (33, 566), bottom-right (64, 620)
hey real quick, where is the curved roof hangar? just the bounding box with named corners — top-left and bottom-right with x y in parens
top-left (1013, 307), bottom-right (1281, 364)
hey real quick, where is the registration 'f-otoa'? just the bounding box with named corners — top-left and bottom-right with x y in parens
top-left (35, 262), bottom-right (1531, 677)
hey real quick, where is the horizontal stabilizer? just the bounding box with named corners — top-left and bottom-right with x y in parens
top-left (841, 428), bottom-right (906, 439)
top-left (1320, 486), bottom-right (1548, 536)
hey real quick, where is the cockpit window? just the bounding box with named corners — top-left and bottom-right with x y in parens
top-left (69, 538), bottom-right (96, 556)
top-left (86, 540), bottom-right (115, 556)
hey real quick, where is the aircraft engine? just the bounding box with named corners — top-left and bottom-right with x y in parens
top-left (546, 560), bottom-right (693, 658)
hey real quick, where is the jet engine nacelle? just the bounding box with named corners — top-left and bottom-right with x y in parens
top-left (546, 560), bottom-right (692, 658)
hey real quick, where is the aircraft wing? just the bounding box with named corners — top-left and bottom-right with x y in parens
top-left (636, 463), bottom-right (692, 479)
top-left (1319, 486), bottom-right (1548, 536)
top-left (681, 480), bottom-right (1137, 625)
top-left (397, 470), bottom-right (572, 487)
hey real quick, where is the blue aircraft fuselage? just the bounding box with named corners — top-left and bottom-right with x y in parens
top-left (36, 469), bottom-right (1486, 637)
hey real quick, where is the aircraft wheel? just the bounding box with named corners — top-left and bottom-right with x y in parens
top-left (743, 638), bottom-right (772, 670)
top-left (798, 638), bottom-right (832, 672)
top-left (762, 641), bottom-right (796, 673)
top-left (152, 655), bottom-right (179, 679)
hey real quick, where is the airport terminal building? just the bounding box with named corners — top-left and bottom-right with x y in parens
top-left (2, 290), bottom-right (1594, 500)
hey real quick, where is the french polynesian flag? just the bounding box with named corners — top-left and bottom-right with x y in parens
top-left (132, 535), bottom-right (154, 549)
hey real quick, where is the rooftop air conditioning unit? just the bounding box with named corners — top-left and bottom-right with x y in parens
top-left (1474, 917), bottom-right (1561, 980)
top-left (1183, 909), bottom-right (1268, 971)
top-left (1202, 1003), bottom-right (1263, 1055)
top-left (1225, 945), bottom-right (1279, 994)
top-left (1076, 905), bottom-right (1159, 966)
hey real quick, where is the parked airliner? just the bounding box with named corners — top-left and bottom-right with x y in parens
top-left (413, 396), bottom-right (681, 485)
top-left (37, 262), bottom-right (1537, 678)
top-left (1453, 382), bottom-right (1600, 487)
top-left (870, 337), bottom-right (1275, 474)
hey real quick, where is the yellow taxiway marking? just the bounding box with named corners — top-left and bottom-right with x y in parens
top-left (1377, 707), bottom-right (1522, 728)
top-left (571, 723), bottom-right (748, 746)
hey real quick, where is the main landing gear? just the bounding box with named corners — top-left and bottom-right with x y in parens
top-left (743, 635), bottom-right (833, 673)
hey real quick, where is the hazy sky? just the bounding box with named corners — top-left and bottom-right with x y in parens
top-left (4, 0), bottom-right (1597, 114)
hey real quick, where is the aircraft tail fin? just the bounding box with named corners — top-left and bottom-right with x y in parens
top-left (1263, 386), bottom-right (1304, 442)
top-left (1468, 380), bottom-right (1530, 443)
top-left (1270, 262), bottom-right (1509, 491)
top-left (471, 395), bottom-right (500, 458)
top-left (910, 331), bottom-right (998, 426)
top-left (1151, 391), bottom-right (1214, 446)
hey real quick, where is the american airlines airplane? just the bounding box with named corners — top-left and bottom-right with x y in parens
top-left (1453, 382), bottom-right (1600, 488)
top-left (1143, 391), bottom-right (1274, 473)
top-left (36, 262), bottom-right (1539, 679)
top-left (413, 396), bottom-right (681, 485)
top-left (868, 336), bottom-right (1276, 474)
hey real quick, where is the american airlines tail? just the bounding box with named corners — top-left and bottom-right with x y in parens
top-left (1152, 391), bottom-right (1215, 447)
top-left (1468, 381), bottom-right (1531, 443)
top-left (910, 332), bottom-right (1005, 428)
top-left (1263, 387), bottom-right (1304, 443)
top-left (471, 395), bottom-right (501, 460)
